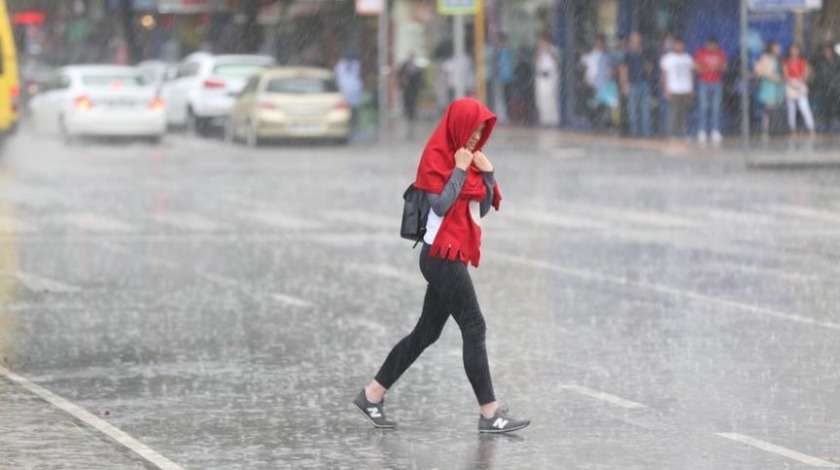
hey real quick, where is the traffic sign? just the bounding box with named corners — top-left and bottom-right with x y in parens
top-left (438, 0), bottom-right (479, 15)
top-left (748, 0), bottom-right (822, 11)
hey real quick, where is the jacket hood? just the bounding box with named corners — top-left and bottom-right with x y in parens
top-left (444, 98), bottom-right (497, 152)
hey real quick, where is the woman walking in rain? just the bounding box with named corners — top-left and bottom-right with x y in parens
top-left (353, 98), bottom-right (530, 434)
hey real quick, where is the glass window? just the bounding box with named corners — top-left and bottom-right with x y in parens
top-left (213, 64), bottom-right (270, 78)
top-left (81, 74), bottom-right (146, 87)
top-left (49, 74), bottom-right (72, 90)
top-left (241, 76), bottom-right (260, 95)
top-left (177, 62), bottom-right (200, 78)
top-left (266, 77), bottom-right (338, 94)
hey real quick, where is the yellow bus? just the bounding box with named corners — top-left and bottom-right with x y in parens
top-left (0, 0), bottom-right (18, 140)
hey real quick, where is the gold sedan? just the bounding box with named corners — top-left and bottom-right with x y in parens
top-left (226, 67), bottom-right (351, 146)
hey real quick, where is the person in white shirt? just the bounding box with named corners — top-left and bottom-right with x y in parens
top-left (534, 34), bottom-right (560, 126)
top-left (659, 39), bottom-right (694, 138)
top-left (335, 51), bottom-right (364, 132)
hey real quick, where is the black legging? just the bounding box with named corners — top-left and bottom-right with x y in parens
top-left (374, 244), bottom-right (496, 405)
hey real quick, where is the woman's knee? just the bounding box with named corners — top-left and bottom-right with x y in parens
top-left (459, 312), bottom-right (487, 342)
top-left (411, 327), bottom-right (443, 350)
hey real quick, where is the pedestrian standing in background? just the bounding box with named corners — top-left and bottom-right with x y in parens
top-left (534, 34), bottom-right (560, 127)
top-left (581, 36), bottom-right (612, 129)
top-left (511, 48), bottom-right (536, 126)
top-left (496, 33), bottom-right (516, 121)
top-left (613, 35), bottom-right (629, 136)
top-left (755, 42), bottom-right (785, 139)
top-left (694, 37), bottom-right (727, 145)
top-left (812, 44), bottom-right (840, 133)
top-left (353, 98), bottom-right (530, 435)
top-left (399, 53), bottom-right (425, 140)
top-left (659, 39), bottom-right (694, 138)
top-left (783, 44), bottom-right (816, 136)
top-left (335, 51), bottom-right (364, 134)
top-left (619, 32), bottom-right (655, 138)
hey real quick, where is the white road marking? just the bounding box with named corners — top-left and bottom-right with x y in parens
top-left (491, 252), bottom-right (840, 331)
top-left (716, 433), bottom-right (840, 468)
top-left (774, 205), bottom-right (840, 225)
top-left (14, 272), bottom-right (81, 293)
top-left (549, 147), bottom-right (587, 159)
top-left (272, 294), bottom-right (315, 308)
top-left (98, 241), bottom-right (132, 254)
top-left (146, 256), bottom-right (180, 269)
top-left (348, 317), bottom-right (390, 335)
top-left (200, 272), bottom-right (241, 288)
top-left (504, 209), bottom-right (610, 230)
top-left (154, 212), bottom-right (221, 232)
top-left (557, 384), bottom-right (647, 409)
top-left (219, 194), bottom-right (271, 209)
top-left (64, 213), bottom-right (136, 233)
top-left (347, 263), bottom-right (420, 286)
top-left (321, 209), bottom-right (395, 229)
top-left (0, 217), bottom-right (35, 233)
top-left (246, 211), bottom-right (322, 230)
top-left (593, 207), bottom-right (701, 228)
top-left (706, 259), bottom-right (824, 283)
top-left (701, 208), bottom-right (779, 226)
top-left (0, 366), bottom-right (185, 470)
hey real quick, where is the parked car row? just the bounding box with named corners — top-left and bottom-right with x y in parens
top-left (25, 53), bottom-right (351, 146)
top-left (28, 65), bottom-right (166, 143)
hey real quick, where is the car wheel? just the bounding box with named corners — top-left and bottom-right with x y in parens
top-left (246, 121), bottom-right (261, 148)
top-left (223, 120), bottom-right (236, 144)
top-left (186, 109), bottom-right (205, 137)
top-left (59, 117), bottom-right (75, 145)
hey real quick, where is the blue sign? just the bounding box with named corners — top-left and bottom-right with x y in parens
top-left (748, 0), bottom-right (822, 11)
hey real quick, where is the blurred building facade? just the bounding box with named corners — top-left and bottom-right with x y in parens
top-left (7, 0), bottom-right (840, 128)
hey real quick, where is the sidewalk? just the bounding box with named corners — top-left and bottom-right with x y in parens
top-left (0, 375), bottom-right (158, 470)
top-left (378, 116), bottom-right (840, 166)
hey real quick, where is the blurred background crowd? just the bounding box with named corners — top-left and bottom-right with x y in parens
top-left (8, 0), bottom-right (840, 141)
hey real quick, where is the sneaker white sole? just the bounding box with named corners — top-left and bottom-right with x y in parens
top-left (353, 403), bottom-right (396, 429)
top-left (478, 421), bottom-right (531, 434)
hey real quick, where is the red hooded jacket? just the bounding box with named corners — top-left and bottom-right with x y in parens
top-left (414, 98), bottom-right (502, 267)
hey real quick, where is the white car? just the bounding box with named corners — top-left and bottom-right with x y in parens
top-left (161, 53), bottom-right (276, 135)
top-left (29, 65), bottom-right (166, 143)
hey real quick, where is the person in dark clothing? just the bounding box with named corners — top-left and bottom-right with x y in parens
top-left (353, 98), bottom-right (530, 434)
top-left (511, 48), bottom-right (536, 126)
top-left (398, 53), bottom-right (425, 139)
top-left (619, 32), bottom-right (656, 137)
top-left (811, 44), bottom-right (840, 133)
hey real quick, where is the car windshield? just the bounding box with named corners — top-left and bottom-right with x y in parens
top-left (82, 74), bottom-right (147, 87)
top-left (214, 64), bottom-right (270, 78)
top-left (266, 77), bottom-right (338, 94)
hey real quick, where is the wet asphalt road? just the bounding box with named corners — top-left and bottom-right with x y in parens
top-left (1, 126), bottom-right (840, 470)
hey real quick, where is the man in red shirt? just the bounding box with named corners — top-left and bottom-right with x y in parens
top-left (694, 37), bottom-right (728, 144)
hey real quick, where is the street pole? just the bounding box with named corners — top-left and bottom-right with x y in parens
top-left (475, 0), bottom-right (486, 103)
top-left (378, 0), bottom-right (389, 140)
top-left (453, 14), bottom-right (466, 99)
top-left (740, 0), bottom-right (750, 149)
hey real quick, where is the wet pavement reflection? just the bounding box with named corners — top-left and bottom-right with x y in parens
top-left (1, 128), bottom-right (840, 469)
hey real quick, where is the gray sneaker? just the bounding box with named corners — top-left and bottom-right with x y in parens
top-left (353, 390), bottom-right (396, 429)
top-left (478, 407), bottom-right (530, 434)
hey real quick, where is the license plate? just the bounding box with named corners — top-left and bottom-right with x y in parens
top-left (104, 100), bottom-right (138, 108)
top-left (288, 122), bottom-right (322, 132)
